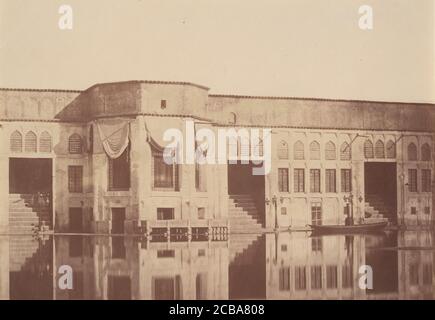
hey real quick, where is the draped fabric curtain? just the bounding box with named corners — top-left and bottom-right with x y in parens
top-left (96, 119), bottom-right (130, 159)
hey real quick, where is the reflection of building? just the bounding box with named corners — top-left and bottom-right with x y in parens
top-left (265, 233), bottom-right (366, 299)
top-left (396, 231), bottom-right (434, 299)
top-left (53, 236), bottom-right (229, 300)
top-left (0, 81), bottom-right (434, 234)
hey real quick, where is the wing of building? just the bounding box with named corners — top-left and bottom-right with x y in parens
top-left (0, 80), bottom-right (434, 234)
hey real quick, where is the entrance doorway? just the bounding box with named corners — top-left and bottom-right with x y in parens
top-left (364, 162), bottom-right (397, 223)
top-left (9, 158), bottom-right (52, 194)
top-left (227, 161), bottom-right (265, 225)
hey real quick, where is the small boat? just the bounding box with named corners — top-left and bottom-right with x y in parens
top-left (309, 221), bottom-right (388, 235)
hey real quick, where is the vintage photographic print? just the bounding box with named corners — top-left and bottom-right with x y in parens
top-left (0, 0), bottom-right (434, 304)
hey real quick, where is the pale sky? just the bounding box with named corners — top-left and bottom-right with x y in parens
top-left (0, 0), bottom-right (434, 103)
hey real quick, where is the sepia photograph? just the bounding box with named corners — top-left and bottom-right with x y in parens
top-left (0, 0), bottom-right (434, 307)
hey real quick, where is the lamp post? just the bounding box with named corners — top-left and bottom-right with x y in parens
top-left (265, 195), bottom-right (279, 231)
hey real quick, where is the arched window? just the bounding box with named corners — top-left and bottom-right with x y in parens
top-left (278, 140), bottom-right (289, 160)
top-left (325, 141), bottom-right (336, 160)
top-left (228, 112), bottom-right (237, 125)
top-left (386, 140), bottom-right (396, 159)
top-left (294, 141), bottom-right (304, 160)
top-left (408, 143), bottom-right (417, 161)
top-left (39, 131), bottom-right (52, 153)
top-left (421, 143), bottom-right (431, 161)
top-left (309, 141), bottom-right (320, 160)
top-left (364, 140), bottom-right (374, 159)
top-left (24, 131), bottom-right (37, 152)
top-left (69, 134), bottom-right (83, 154)
top-left (375, 140), bottom-right (385, 158)
top-left (10, 130), bottom-right (23, 153)
top-left (253, 138), bottom-right (263, 157)
top-left (340, 142), bottom-right (351, 160)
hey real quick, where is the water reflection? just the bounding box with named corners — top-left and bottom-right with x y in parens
top-left (0, 230), bottom-right (434, 300)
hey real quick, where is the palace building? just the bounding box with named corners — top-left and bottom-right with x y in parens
top-left (0, 80), bottom-right (434, 234)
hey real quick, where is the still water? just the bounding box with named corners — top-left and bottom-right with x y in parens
top-left (0, 230), bottom-right (434, 300)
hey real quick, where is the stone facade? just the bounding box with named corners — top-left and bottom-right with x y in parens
top-left (0, 80), bottom-right (434, 234)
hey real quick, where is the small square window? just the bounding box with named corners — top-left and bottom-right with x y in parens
top-left (281, 207), bottom-right (287, 215)
top-left (198, 249), bottom-right (206, 257)
top-left (157, 250), bottom-right (175, 258)
top-left (160, 100), bottom-right (167, 109)
top-left (197, 207), bottom-right (205, 219)
top-left (410, 207), bottom-right (417, 215)
top-left (281, 244), bottom-right (287, 252)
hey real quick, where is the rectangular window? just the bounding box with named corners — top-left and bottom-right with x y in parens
top-left (424, 207), bottom-right (430, 215)
top-left (311, 202), bottom-right (322, 226)
top-left (411, 207), bottom-right (417, 215)
top-left (341, 169), bottom-right (352, 192)
top-left (408, 169), bottom-right (418, 192)
top-left (294, 266), bottom-right (307, 290)
top-left (111, 208), bottom-right (125, 234)
top-left (111, 237), bottom-right (126, 259)
top-left (423, 264), bottom-right (433, 285)
top-left (310, 169), bottom-right (321, 193)
top-left (153, 152), bottom-right (179, 190)
top-left (422, 169), bottom-right (431, 192)
top-left (326, 265), bottom-right (338, 289)
top-left (311, 238), bottom-right (322, 253)
top-left (325, 169), bottom-right (336, 193)
top-left (197, 207), bottom-right (205, 220)
top-left (311, 265), bottom-right (322, 290)
top-left (157, 208), bottom-right (174, 220)
top-left (279, 267), bottom-right (291, 291)
top-left (108, 147), bottom-right (130, 191)
top-left (153, 276), bottom-right (182, 300)
top-left (68, 166), bottom-right (83, 193)
top-left (278, 168), bottom-right (289, 192)
top-left (108, 276), bottom-right (132, 300)
top-left (294, 169), bottom-right (305, 193)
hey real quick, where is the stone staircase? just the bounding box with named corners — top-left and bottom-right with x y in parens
top-left (364, 194), bottom-right (392, 223)
top-left (9, 194), bottom-right (51, 234)
top-left (9, 236), bottom-right (41, 272)
top-left (228, 194), bottom-right (263, 234)
top-left (229, 233), bottom-right (262, 262)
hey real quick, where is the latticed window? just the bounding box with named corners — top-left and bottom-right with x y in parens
top-left (278, 140), bottom-right (289, 159)
top-left (24, 131), bottom-right (37, 152)
top-left (386, 140), bottom-right (396, 159)
top-left (293, 141), bottom-right (304, 160)
top-left (39, 131), bottom-right (52, 153)
top-left (294, 266), bottom-right (307, 290)
top-left (309, 141), bottom-right (320, 160)
top-left (278, 168), bottom-right (289, 192)
top-left (364, 140), bottom-right (374, 158)
top-left (10, 131), bottom-right (23, 153)
top-left (311, 203), bottom-right (322, 226)
top-left (68, 166), bottom-right (83, 193)
top-left (152, 149), bottom-right (178, 190)
top-left (408, 169), bottom-right (418, 192)
top-left (325, 169), bottom-right (336, 193)
top-left (408, 143), bottom-right (418, 161)
top-left (340, 142), bottom-right (351, 160)
top-left (311, 265), bottom-right (322, 289)
top-left (325, 141), bottom-right (336, 160)
top-left (279, 267), bottom-right (291, 291)
top-left (341, 169), bottom-right (352, 192)
top-left (294, 169), bottom-right (305, 192)
top-left (239, 136), bottom-right (250, 159)
top-left (375, 140), bottom-right (385, 158)
top-left (326, 266), bottom-right (338, 289)
top-left (310, 169), bottom-right (321, 193)
top-left (69, 134), bottom-right (83, 154)
top-left (422, 169), bottom-right (431, 192)
top-left (422, 143), bottom-right (431, 161)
